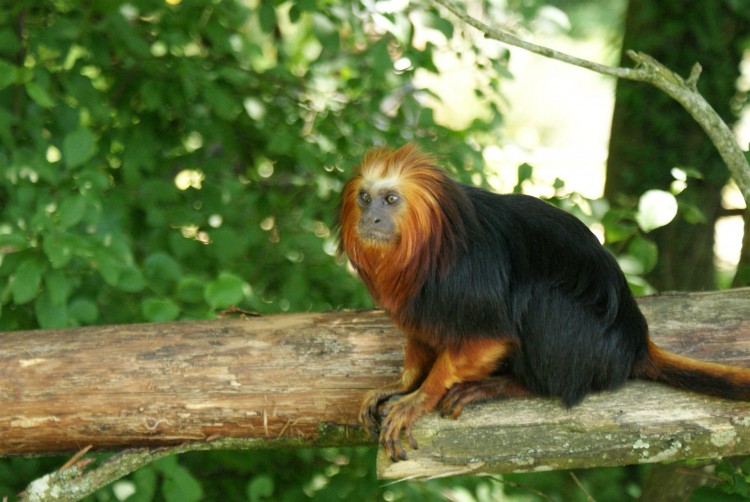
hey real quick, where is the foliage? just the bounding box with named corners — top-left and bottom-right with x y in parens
top-left (0, 0), bottom-right (499, 332)
top-left (0, 0), bottom-right (503, 499)
top-left (691, 459), bottom-right (750, 501)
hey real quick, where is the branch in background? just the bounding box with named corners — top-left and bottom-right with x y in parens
top-left (431, 0), bottom-right (750, 205)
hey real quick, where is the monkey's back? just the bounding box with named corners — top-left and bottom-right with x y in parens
top-left (403, 186), bottom-right (649, 406)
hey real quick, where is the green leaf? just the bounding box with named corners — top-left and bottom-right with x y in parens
top-left (45, 269), bottom-right (73, 306)
top-left (258, 3), bottom-right (277, 33)
top-left (144, 252), bottom-right (182, 289)
top-left (422, 12), bottom-right (454, 39)
top-left (12, 257), bottom-right (46, 304)
top-left (117, 265), bottom-right (145, 293)
top-left (142, 298), bottom-right (180, 322)
top-left (517, 163), bottom-right (533, 189)
top-left (203, 84), bottom-right (241, 120)
top-left (627, 236), bottom-right (658, 275)
top-left (59, 195), bottom-right (87, 229)
top-left (69, 298), bottom-right (99, 324)
top-left (0, 60), bottom-right (16, 91)
top-left (154, 456), bottom-right (203, 502)
top-left (43, 234), bottom-right (75, 268)
top-left (128, 466), bottom-right (158, 502)
top-left (247, 475), bottom-right (275, 502)
top-left (177, 277), bottom-right (206, 303)
top-left (25, 81), bottom-right (55, 108)
top-left (204, 272), bottom-right (246, 309)
top-left (34, 290), bottom-right (68, 328)
top-left (63, 128), bottom-right (97, 169)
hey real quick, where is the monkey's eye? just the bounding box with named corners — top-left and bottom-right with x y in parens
top-left (385, 194), bottom-right (399, 205)
top-left (358, 191), bottom-right (371, 204)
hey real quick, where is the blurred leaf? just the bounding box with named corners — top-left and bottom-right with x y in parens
top-left (11, 257), bottom-right (46, 305)
top-left (177, 277), bottom-right (206, 303)
top-left (627, 236), bottom-right (658, 275)
top-left (34, 291), bottom-right (68, 328)
top-left (25, 82), bottom-right (55, 108)
top-left (144, 252), bottom-right (182, 289)
top-left (45, 269), bottom-right (73, 306)
top-left (43, 234), bottom-right (76, 268)
top-left (258, 3), bottom-right (277, 33)
top-left (203, 84), bottom-right (241, 120)
top-left (636, 189), bottom-right (678, 232)
top-left (128, 466), bottom-right (158, 502)
top-left (205, 272), bottom-right (246, 309)
top-left (0, 60), bottom-right (16, 90)
top-left (246, 475), bottom-right (275, 502)
top-left (142, 298), bottom-right (181, 322)
top-left (117, 265), bottom-right (146, 293)
top-left (63, 128), bottom-right (97, 169)
top-left (682, 203), bottom-right (708, 224)
top-left (154, 456), bottom-right (203, 502)
top-left (59, 195), bottom-right (87, 229)
top-left (69, 298), bottom-right (99, 324)
top-left (422, 11), bottom-right (454, 39)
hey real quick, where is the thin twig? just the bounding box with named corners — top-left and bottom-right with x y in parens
top-left (431, 0), bottom-right (750, 204)
top-left (570, 472), bottom-right (597, 502)
top-left (59, 445), bottom-right (93, 472)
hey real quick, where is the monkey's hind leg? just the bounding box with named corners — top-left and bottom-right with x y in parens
top-left (378, 338), bottom-right (516, 461)
top-left (438, 376), bottom-right (532, 419)
top-left (359, 337), bottom-right (436, 440)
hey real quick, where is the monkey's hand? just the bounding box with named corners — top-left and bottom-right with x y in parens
top-left (359, 387), bottom-right (405, 441)
top-left (378, 390), bottom-right (430, 461)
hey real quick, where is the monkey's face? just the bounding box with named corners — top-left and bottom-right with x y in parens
top-left (355, 180), bottom-right (403, 245)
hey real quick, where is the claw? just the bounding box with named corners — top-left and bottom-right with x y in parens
top-left (377, 391), bottom-right (427, 462)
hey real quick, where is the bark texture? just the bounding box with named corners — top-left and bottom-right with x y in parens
top-left (1, 289), bottom-right (750, 482)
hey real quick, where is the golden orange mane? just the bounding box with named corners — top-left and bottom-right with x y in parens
top-left (338, 144), bottom-right (473, 315)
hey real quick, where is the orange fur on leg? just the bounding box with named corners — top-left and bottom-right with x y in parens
top-left (359, 337), bottom-right (436, 440)
top-left (378, 338), bottom-right (516, 461)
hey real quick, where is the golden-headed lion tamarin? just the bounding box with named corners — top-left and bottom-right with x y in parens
top-left (338, 143), bottom-right (750, 461)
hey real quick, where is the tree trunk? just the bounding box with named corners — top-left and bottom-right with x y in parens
top-left (605, 0), bottom-right (747, 291)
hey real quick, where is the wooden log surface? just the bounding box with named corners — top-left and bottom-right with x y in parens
top-left (1, 289), bottom-right (750, 480)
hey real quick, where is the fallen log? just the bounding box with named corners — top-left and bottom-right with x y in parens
top-left (2, 289), bottom-right (750, 481)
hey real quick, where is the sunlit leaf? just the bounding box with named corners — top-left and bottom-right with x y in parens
top-left (635, 189), bottom-right (678, 232)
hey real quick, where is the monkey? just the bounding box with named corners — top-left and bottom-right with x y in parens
top-left (337, 143), bottom-right (750, 462)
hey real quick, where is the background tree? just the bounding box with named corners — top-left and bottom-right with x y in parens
top-left (605, 0), bottom-right (750, 291)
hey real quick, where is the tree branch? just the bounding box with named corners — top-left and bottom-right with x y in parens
top-left (431, 0), bottom-right (750, 205)
top-left (5, 289), bottom-right (750, 496)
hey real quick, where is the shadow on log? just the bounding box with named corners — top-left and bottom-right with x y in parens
top-left (2, 289), bottom-right (750, 480)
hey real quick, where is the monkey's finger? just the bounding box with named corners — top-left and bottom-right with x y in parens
top-left (406, 426), bottom-right (418, 450)
top-left (384, 437), bottom-right (407, 462)
top-left (362, 413), bottom-right (381, 441)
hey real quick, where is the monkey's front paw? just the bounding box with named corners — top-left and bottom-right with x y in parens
top-left (379, 392), bottom-right (426, 462)
top-left (359, 389), bottom-right (402, 441)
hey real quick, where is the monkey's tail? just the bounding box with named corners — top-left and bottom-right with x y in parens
top-left (635, 341), bottom-right (750, 401)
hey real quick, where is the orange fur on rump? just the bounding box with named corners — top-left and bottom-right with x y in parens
top-left (338, 144), bottom-right (473, 316)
